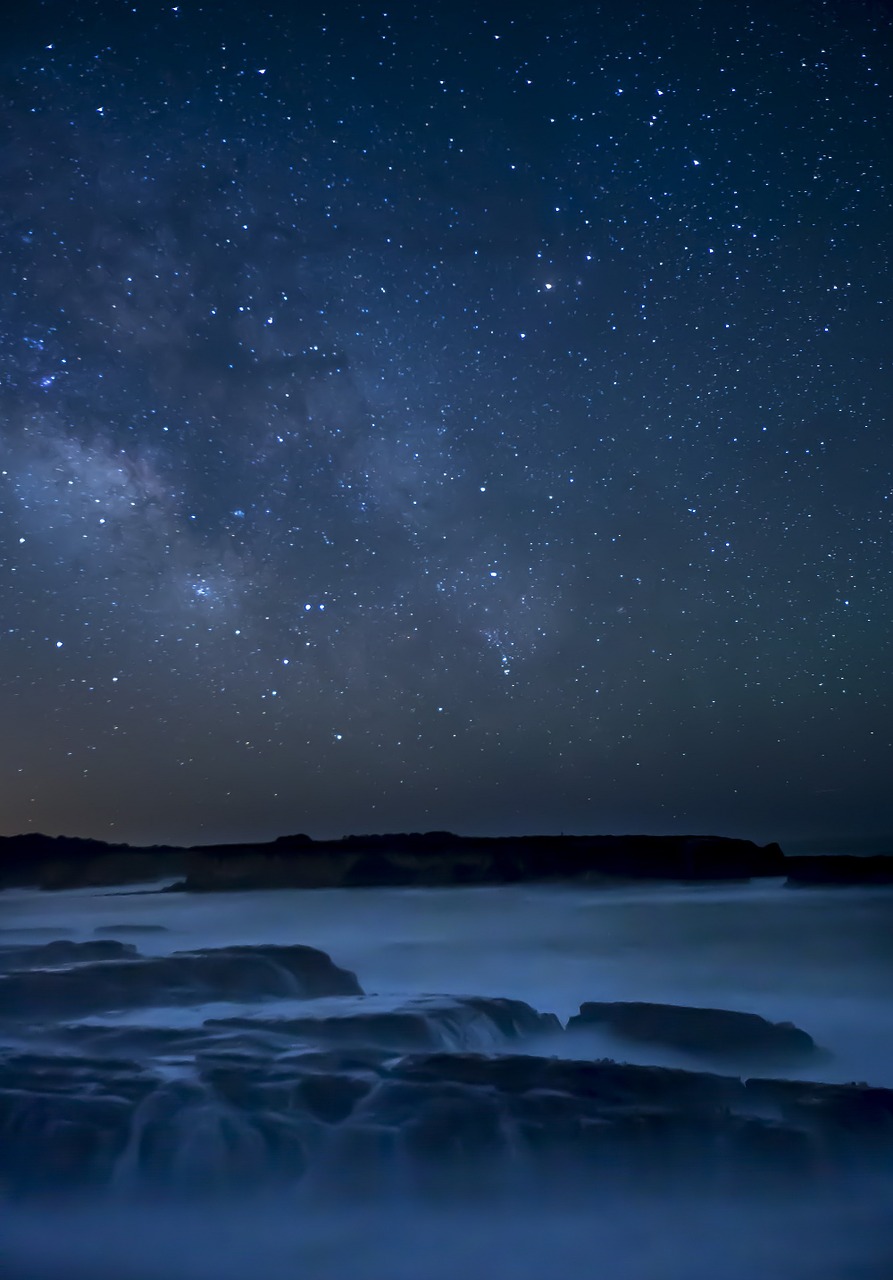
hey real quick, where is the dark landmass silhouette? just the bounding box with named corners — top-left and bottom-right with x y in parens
top-left (783, 854), bottom-right (893, 887)
top-left (0, 829), bottom-right (889, 892)
top-left (0, 829), bottom-right (785, 890)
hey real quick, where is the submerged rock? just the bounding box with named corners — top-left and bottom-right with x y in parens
top-left (567, 1001), bottom-right (819, 1063)
top-left (0, 939), bottom-right (138, 972)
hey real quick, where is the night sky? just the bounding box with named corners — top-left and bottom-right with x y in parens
top-left (2, 0), bottom-right (891, 848)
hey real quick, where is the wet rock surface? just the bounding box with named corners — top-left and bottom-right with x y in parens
top-left (567, 1001), bottom-right (819, 1064)
top-left (0, 943), bottom-right (362, 1020)
top-left (0, 936), bottom-right (891, 1202)
top-left (3, 1040), bottom-right (892, 1199)
top-left (0, 939), bottom-right (139, 972)
top-left (206, 994), bottom-right (560, 1054)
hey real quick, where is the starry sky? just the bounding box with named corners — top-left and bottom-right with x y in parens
top-left (2, 0), bottom-right (891, 848)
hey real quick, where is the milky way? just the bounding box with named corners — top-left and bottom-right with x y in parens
top-left (1, 0), bottom-right (891, 844)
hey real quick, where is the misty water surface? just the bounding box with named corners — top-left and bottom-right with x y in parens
top-left (3, 877), bottom-right (893, 1280)
top-left (4, 877), bottom-right (892, 1083)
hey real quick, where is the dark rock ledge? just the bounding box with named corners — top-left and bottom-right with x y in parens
top-left (1, 1048), bottom-right (891, 1199)
top-left (567, 1001), bottom-right (819, 1065)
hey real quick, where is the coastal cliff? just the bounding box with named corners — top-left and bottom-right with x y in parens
top-left (0, 830), bottom-right (785, 891)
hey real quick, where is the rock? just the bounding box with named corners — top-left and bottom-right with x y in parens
top-left (0, 943), bottom-right (362, 1021)
top-left (296, 1073), bottom-right (374, 1123)
top-left (459, 995), bottom-right (562, 1039)
top-left (393, 1051), bottom-right (749, 1112)
top-left (210, 1009), bottom-right (440, 1052)
top-left (0, 1088), bottom-right (135, 1192)
top-left (1, 829), bottom-right (788, 891)
top-left (175, 850), bottom-right (358, 891)
top-left (744, 1075), bottom-right (893, 1160)
top-left (785, 855), bottom-right (893, 887)
top-left (359, 1054), bottom-right (785, 1194)
top-left (206, 995), bottom-right (560, 1054)
top-left (0, 939), bottom-right (138, 971)
top-left (567, 1001), bottom-right (818, 1063)
top-left (400, 1087), bottom-right (508, 1181)
top-left (38, 851), bottom-right (185, 889)
top-left (0, 1050), bottom-right (155, 1193)
top-left (117, 1078), bottom-right (305, 1191)
top-left (3, 1045), bottom-right (893, 1199)
top-left (179, 832), bottom-right (786, 891)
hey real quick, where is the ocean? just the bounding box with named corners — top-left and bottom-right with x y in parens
top-left (2, 875), bottom-right (892, 1278)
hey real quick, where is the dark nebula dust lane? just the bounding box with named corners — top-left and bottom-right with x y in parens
top-left (1, 0), bottom-right (891, 845)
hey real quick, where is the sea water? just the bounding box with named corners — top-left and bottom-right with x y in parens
top-left (2, 876), bottom-right (893, 1279)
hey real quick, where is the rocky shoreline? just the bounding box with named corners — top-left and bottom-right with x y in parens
top-left (2, 936), bottom-right (892, 1201)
